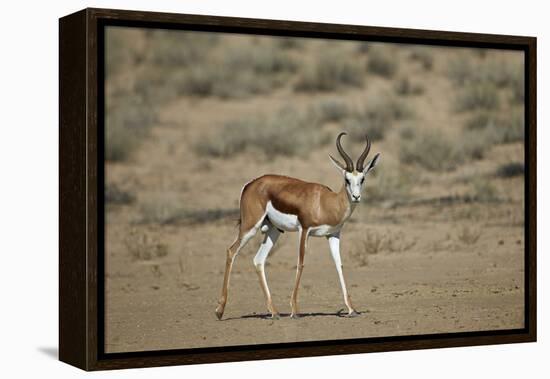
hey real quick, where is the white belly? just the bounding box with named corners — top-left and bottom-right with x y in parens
top-left (309, 224), bottom-right (341, 237)
top-left (265, 201), bottom-right (341, 237)
top-left (266, 201), bottom-right (300, 232)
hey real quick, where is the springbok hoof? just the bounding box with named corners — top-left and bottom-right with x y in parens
top-left (215, 309), bottom-right (224, 320)
top-left (290, 313), bottom-right (301, 319)
top-left (344, 310), bottom-right (360, 318)
top-left (270, 313), bottom-right (280, 320)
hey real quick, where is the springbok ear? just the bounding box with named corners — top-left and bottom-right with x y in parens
top-left (363, 153), bottom-right (381, 174)
top-left (328, 155), bottom-right (346, 173)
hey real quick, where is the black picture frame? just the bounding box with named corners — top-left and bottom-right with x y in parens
top-left (59, 7), bottom-right (537, 371)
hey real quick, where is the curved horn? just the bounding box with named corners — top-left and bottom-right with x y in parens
top-left (336, 132), bottom-right (354, 172)
top-left (355, 134), bottom-right (371, 172)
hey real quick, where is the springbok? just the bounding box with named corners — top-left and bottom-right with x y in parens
top-left (215, 132), bottom-right (380, 320)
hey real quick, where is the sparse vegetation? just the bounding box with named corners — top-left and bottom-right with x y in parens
top-left (455, 82), bottom-right (500, 112)
top-left (195, 106), bottom-right (330, 158)
top-left (346, 96), bottom-right (413, 141)
top-left (457, 225), bottom-right (482, 245)
top-left (105, 184), bottom-right (135, 205)
top-left (448, 55), bottom-right (523, 90)
top-left (400, 129), bottom-right (461, 171)
top-left (350, 230), bottom-right (417, 266)
top-left (394, 77), bottom-right (425, 96)
top-left (295, 53), bottom-right (364, 92)
top-left (308, 99), bottom-right (351, 123)
top-left (408, 46), bottom-right (434, 70)
top-left (469, 177), bottom-right (499, 202)
top-left (125, 229), bottom-right (168, 261)
top-left (463, 109), bottom-right (524, 145)
top-left (367, 167), bottom-right (413, 202)
top-left (367, 46), bottom-right (398, 78)
top-left (105, 93), bottom-right (157, 162)
top-left (138, 197), bottom-right (239, 225)
top-left (350, 231), bottom-right (384, 266)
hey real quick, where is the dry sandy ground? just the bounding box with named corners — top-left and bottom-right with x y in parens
top-left (105, 220), bottom-right (524, 353)
top-left (104, 37), bottom-right (525, 353)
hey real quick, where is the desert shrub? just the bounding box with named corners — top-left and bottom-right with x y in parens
top-left (464, 112), bottom-right (495, 131)
top-left (458, 131), bottom-right (488, 160)
top-left (105, 184), bottom-right (135, 205)
top-left (105, 93), bottom-right (157, 161)
top-left (495, 162), bottom-right (524, 178)
top-left (275, 37), bottom-right (302, 49)
top-left (448, 54), bottom-right (524, 96)
top-left (464, 109), bottom-right (524, 145)
top-left (399, 124), bottom-right (417, 140)
top-left (357, 42), bottom-right (370, 54)
top-left (294, 54), bottom-right (364, 92)
top-left (489, 109), bottom-right (524, 143)
top-left (172, 46), bottom-right (296, 99)
top-left (346, 97), bottom-right (413, 141)
top-left (224, 46), bottom-right (297, 75)
top-left (146, 29), bottom-right (217, 68)
top-left (455, 82), bottom-right (500, 112)
top-left (195, 106), bottom-right (328, 158)
top-left (308, 99), bottom-right (351, 123)
top-left (409, 46), bottom-right (434, 70)
top-left (478, 59), bottom-right (522, 88)
top-left (105, 28), bottom-right (146, 78)
top-left (469, 177), bottom-right (499, 202)
top-left (511, 73), bottom-right (525, 103)
top-left (367, 46), bottom-right (398, 78)
top-left (345, 118), bottom-right (386, 141)
top-left (394, 77), bottom-right (425, 96)
top-left (367, 167), bottom-right (412, 202)
top-left (447, 56), bottom-right (473, 86)
top-left (400, 129), bottom-right (465, 171)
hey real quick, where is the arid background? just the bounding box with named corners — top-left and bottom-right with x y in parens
top-left (104, 26), bottom-right (525, 353)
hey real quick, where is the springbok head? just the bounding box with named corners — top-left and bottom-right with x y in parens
top-left (329, 132), bottom-right (381, 203)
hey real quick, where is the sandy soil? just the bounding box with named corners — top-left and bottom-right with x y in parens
top-left (104, 32), bottom-right (525, 353)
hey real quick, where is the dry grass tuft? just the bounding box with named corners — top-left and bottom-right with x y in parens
top-left (456, 226), bottom-right (482, 245)
top-left (125, 229), bottom-right (168, 261)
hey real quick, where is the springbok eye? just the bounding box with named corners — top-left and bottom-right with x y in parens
top-left (360, 177), bottom-right (365, 184)
top-left (345, 178), bottom-right (350, 185)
